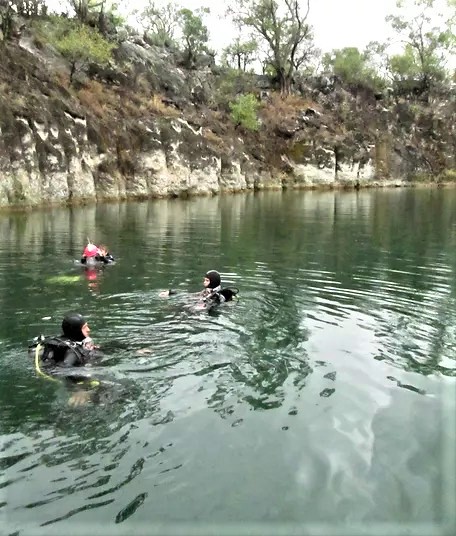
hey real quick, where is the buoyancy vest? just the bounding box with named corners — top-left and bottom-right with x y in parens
top-left (29, 336), bottom-right (100, 386)
top-left (36, 336), bottom-right (90, 366)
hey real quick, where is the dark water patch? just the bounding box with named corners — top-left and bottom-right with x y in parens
top-left (115, 492), bottom-right (148, 523)
top-left (0, 452), bottom-right (32, 470)
top-left (40, 498), bottom-right (115, 526)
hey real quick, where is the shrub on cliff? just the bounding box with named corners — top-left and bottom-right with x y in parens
top-left (215, 68), bottom-right (258, 110)
top-left (49, 23), bottom-right (115, 83)
top-left (229, 93), bottom-right (260, 131)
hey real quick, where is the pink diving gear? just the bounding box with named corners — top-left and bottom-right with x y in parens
top-left (83, 243), bottom-right (99, 257)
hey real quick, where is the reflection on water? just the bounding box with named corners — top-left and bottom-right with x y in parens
top-left (0, 189), bottom-right (455, 534)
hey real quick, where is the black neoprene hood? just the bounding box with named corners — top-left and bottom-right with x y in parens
top-left (61, 313), bottom-right (86, 342)
top-left (205, 270), bottom-right (221, 289)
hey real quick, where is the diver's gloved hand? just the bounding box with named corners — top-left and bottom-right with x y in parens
top-left (159, 289), bottom-right (176, 298)
top-left (68, 390), bottom-right (91, 407)
top-left (82, 337), bottom-right (96, 351)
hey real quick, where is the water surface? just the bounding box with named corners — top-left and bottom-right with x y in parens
top-left (0, 189), bottom-right (455, 535)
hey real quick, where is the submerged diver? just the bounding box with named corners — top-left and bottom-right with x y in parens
top-left (81, 242), bottom-right (115, 265)
top-left (160, 270), bottom-right (239, 310)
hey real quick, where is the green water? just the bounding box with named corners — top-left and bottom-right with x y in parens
top-left (0, 189), bottom-right (455, 535)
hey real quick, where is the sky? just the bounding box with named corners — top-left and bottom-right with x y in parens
top-left (122, 0), bottom-right (402, 53)
top-left (53, 0), bottom-right (454, 64)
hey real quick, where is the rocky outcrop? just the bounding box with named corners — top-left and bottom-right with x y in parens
top-left (0, 28), bottom-right (454, 208)
top-left (0, 110), bottom-right (281, 206)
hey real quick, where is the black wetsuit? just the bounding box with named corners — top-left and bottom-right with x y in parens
top-left (165, 271), bottom-right (238, 311)
top-left (200, 286), bottom-right (238, 310)
top-left (38, 336), bottom-right (95, 367)
top-left (81, 253), bottom-right (115, 265)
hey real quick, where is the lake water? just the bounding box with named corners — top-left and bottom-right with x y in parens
top-left (0, 189), bottom-right (455, 535)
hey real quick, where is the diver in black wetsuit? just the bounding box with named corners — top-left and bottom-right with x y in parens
top-left (34, 312), bottom-right (99, 367)
top-left (159, 270), bottom-right (239, 310)
top-left (200, 270), bottom-right (238, 308)
top-left (30, 313), bottom-right (102, 405)
top-left (30, 315), bottom-right (146, 407)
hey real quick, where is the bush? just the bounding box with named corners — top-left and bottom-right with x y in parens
top-left (214, 68), bottom-right (257, 109)
top-left (229, 93), bottom-right (260, 131)
top-left (49, 23), bottom-right (115, 83)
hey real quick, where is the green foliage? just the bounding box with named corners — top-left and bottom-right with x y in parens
top-left (105, 2), bottom-right (124, 28)
top-left (178, 7), bottom-right (209, 65)
top-left (215, 68), bottom-right (257, 108)
top-left (222, 37), bottom-right (258, 71)
top-left (386, 0), bottom-right (455, 87)
top-left (230, 0), bottom-right (315, 95)
top-left (50, 23), bottom-right (115, 82)
top-left (323, 46), bottom-right (385, 90)
top-left (438, 169), bottom-right (456, 182)
top-left (229, 93), bottom-right (260, 131)
top-left (389, 45), bottom-right (422, 80)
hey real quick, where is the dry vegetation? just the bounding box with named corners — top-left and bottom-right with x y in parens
top-left (260, 94), bottom-right (320, 125)
top-left (141, 94), bottom-right (180, 118)
top-left (77, 81), bottom-right (107, 118)
top-left (202, 127), bottom-right (227, 150)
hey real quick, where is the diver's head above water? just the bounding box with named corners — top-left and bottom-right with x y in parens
top-left (204, 270), bottom-right (221, 290)
top-left (62, 312), bottom-right (90, 342)
top-left (83, 243), bottom-right (98, 258)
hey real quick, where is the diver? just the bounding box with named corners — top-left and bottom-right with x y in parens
top-left (96, 244), bottom-right (115, 264)
top-left (32, 312), bottom-right (98, 367)
top-left (81, 242), bottom-right (115, 265)
top-left (80, 242), bottom-right (99, 265)
top-left (160, 270), bottom-right (239, 311)
top-left (200, 270), bottom-right (239, 309)
top-left (29, 313), bottom-right (102, 405)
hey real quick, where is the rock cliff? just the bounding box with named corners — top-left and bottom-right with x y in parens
top-left (0, 25), bottom-right (454, 208)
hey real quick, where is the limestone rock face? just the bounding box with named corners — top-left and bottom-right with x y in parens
top-left (0, 31), bottom-right (454, 208)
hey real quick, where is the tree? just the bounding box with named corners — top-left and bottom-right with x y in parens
top-left (178, 7), bottom-right (209, 68)
top-left (67, 0), bottom-right (102, 23)
top-left (323, 46), bottom-right (385, 90)
top-left (386, 0), bottom-right (455, 90)
top-left (229, 0), bottom-right (314, 96)
top-left (51, 23), bottom-right (114, 83)
top-left (137, 0), bottom-right (179, 47)
top-left (0, 0), bottom-right (46, 39)
top-left (222, 36), bottom-right (259, 71)
top-left (98, 1), bottom-right (124, 36)
top-left (389, 44), bottom-right (422, 81)
top-left (65, 0), bottom-right (123, 34)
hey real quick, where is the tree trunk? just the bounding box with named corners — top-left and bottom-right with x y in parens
top-left (69, 62), bottom-right (76, 84)
top-left (279, 70), bottom-right (292, 97)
